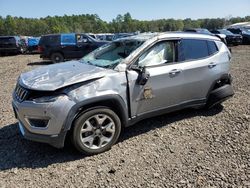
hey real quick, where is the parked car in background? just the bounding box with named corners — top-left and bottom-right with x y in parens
top-left (105, 34), bottom-right (115, 41)
top-left (86, 33), bottom-right (114, 41)
top-left (87, 33), bottom-right (98, 40)
top-left (13, 32), bottom-right (234, 155)
top-left (184, 28), bottom-right (227, 44)
top-left (0, 36), bottom-right (27, 55)
top-left (27, 37), bottom-right (40, 53)
top-left (210, 29), bottom-right (242, 45)
top-left (227, 27), bottom-right (250, 44)
top-left (38, 33), bottom-right (108, 63)
top-left (184, 28), bottom-right (212, 35)
top-left (96, 33), bottom-right (114, 41)
top-left (112, 33), bottom-right (137, 40)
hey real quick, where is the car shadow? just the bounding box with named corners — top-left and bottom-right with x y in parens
top-left (0, 53), bottom-right (20, 57)
top-left (120, 105), bottom-right (224, 142)
top-left (0, 123), bottom-right (83, 170)
top-left (0, 105), bottom-right (223, 170)
top-left (27, 61), bottom-right (53, 66)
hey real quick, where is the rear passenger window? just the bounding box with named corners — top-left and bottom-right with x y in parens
top-left (41, 35), bottom-right (60, 45)
top-left (178, 39), bottom-right (209, 61)
top-left (207, 41), bottom-right (218, 55)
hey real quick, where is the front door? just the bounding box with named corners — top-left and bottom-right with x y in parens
top-left (76, 34), bottom-right (95, 58)
top-left (127, 40), bottom-right (185, 117)
top-left (60, 33), bottom-right (78, 59)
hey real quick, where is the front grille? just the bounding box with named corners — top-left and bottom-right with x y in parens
top-left (15, 84), bottom-right (29, 102)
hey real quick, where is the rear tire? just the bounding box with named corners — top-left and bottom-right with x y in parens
top-left (51, 52), bottom-right (64, 63)
top-left (72, 107), bottom-right (121, 155)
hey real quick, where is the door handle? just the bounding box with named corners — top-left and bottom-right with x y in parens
top-left (169, 69), bottom-right (182, 75)
top-left (208, 62), bottom-right (217, 68)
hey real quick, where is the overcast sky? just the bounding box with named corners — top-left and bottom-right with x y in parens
top-left (0, 0), bottom-right (249, 21)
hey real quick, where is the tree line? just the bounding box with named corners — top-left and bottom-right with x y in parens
top-left (0, 13), bottom-right (249, 36)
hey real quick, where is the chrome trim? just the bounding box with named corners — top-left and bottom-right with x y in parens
top-left (15, 84), bottom-right (29, 102)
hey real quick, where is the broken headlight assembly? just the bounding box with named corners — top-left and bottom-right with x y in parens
top-left (32, 94), bottom-right (67, 103)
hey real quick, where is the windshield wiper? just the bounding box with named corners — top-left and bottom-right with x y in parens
top-left (81, 60), bottom-right (93, 66)
top-left (105, 62), bottom-right (119, 69)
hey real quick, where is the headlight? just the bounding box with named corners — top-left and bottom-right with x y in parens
top-left (33, 94), bottom-right (66, 103)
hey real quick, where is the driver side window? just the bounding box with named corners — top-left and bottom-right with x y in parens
top-left (138, 41), bottom-right (176, 67)
top-left (77, 35), bottom-right (88, 43)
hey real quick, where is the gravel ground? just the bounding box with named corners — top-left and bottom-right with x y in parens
top-left (0, 46), bottom-right (249, 187)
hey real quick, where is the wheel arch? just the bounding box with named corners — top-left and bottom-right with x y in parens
top-left (50, 51), bottom-right (64, 58)
top-left (63, 95), bottom-right (129, 132)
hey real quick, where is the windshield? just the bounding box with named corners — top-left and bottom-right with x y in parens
top-left (80, 39), bottom-right (144, 69)
top-left (218, 29), bottom-right (233, 35)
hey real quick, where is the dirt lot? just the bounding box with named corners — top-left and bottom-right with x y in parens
top-left (0, 46), bottom-right (249, 187)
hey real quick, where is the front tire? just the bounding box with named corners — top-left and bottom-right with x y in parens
top-left (72, 107), bottom-right (121, 155)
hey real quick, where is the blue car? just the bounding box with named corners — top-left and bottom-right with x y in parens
top-left (27, 37), bottom-right (40, 53)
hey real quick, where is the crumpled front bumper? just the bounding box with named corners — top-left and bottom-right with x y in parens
top-left (18, 121), bottom-right (67, 148)
top-left (12, 95), bottom-right (76, 148)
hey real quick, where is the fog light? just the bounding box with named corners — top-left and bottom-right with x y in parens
top-left (28, 118), bottom-right (49, 128)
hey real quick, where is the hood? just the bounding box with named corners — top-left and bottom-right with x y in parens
top-left (20, 60), bottom-right (113, 91)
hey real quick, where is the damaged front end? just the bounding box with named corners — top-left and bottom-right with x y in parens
top-left (12, 61), bottom-right (128, 148)
top-left (12, 81), bottom-right (76, 148)
top-left (12, 35), bottom-right (152, 148)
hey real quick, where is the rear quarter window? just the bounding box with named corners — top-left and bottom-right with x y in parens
top-left (207, 40), bottom-right (218, 55)
top-left (178, 39), bottom-right (209, 61)
top-left (39, 35), bottom-right (60, 45)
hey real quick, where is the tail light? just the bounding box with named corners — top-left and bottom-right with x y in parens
top-left (38, 46), bottom-right (44, 53)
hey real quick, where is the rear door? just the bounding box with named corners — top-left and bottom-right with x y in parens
top-left (39, 35), bottom-right (60, 57)
top-left (177, 39), bottom-right (221, 102)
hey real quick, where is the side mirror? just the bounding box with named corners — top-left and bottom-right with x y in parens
top-left (130, 64), bottom-right (142, 72)
top-left (131, 66), bottom-right (150, 85)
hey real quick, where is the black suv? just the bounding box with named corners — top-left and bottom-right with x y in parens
top-left (227, 28), bottom-right (250, 44)
top-left (38, 33), bottom-right (108, 63)
top-left (0, 36), bottom-right (27, 55)
top-left (211, 29), bottom-right (242, 45)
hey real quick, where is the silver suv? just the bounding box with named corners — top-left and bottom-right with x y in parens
top-left (12, 33), bottom-right (234, 155)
